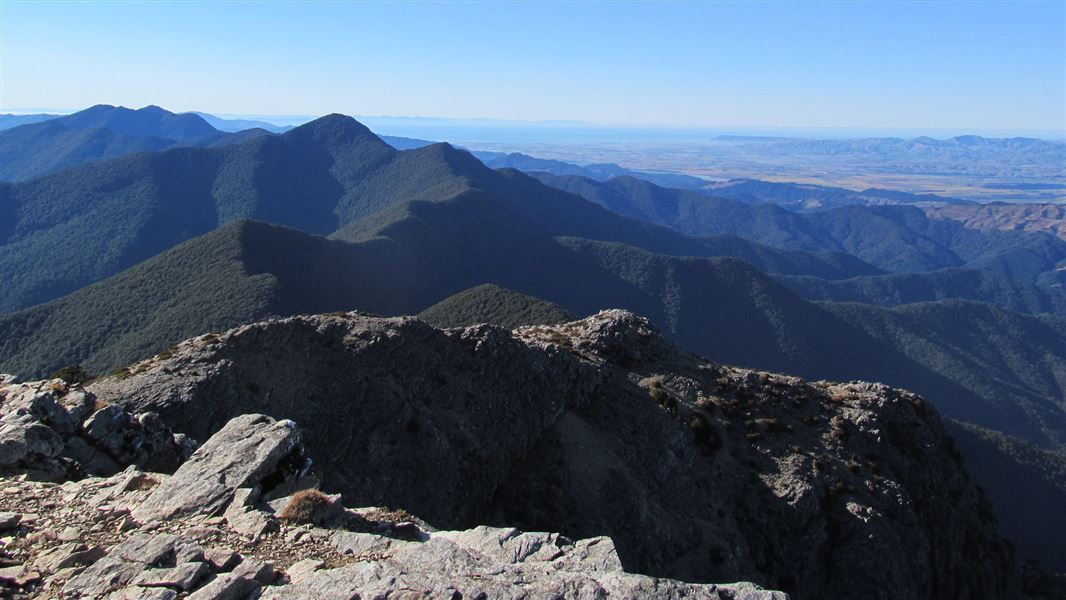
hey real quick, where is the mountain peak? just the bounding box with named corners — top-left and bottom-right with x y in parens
top-left (284, 113), bottom-right (386, 148)
top-left (56, 103), bottom-right (218, 140)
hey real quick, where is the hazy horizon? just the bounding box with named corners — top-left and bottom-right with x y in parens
top-left (2, 1), bottom-right (1063, 137)
top-left (3, 105), bottom-right (1064, 142)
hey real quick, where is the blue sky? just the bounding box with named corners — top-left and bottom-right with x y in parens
top-left (2, 1), bottom-right (1064, 135)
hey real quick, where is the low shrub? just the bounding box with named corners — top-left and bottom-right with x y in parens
top-left (50, 364), bottom-right (92, 385)
top-left (689, 414), bottom-right (721, 453)
top-left (279, 489), bottom-right (332, 524)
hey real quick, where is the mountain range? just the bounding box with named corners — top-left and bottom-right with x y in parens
top-left (706, 134), bottom-right (1066, 180)
top-left (0, 105), bottom-right (271, 181)
top-left (534, 173), bottom-right (1066, 285)
top-left (700, 178), bottom-right (962, 210)
top-left (0, 104), bottom-right (1064, 574)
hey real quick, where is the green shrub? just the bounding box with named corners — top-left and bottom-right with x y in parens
top-left (50, 364), bottom-right (92, 385)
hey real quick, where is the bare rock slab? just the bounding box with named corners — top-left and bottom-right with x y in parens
top-left (132, 414), bottom-right (304, 522)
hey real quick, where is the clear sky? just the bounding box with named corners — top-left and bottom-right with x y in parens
top-left (2, 1), bottom-right (1064, 135)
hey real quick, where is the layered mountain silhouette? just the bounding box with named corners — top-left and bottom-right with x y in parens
top-left (55, 104), bottom-right (219, 139)
top-left (190, 111), bottom-right (293, 133)
top-left (0, 113), bottom-right (58, 130)
top-left (701, 178), bottom-right (959, 210)
top-left (3, 214), bottom-right (1064, 450)
top-left (778, 268), bottom-right (1066, 317)
top-left (1, 113), bottom-right (1062, 447)
top-left (475, 150), bottom-right (711, 189)
top-left (0, 105), bottom-right (269, 180)
top-left (536, 173), bottom-right (1066, 284)
top-left (0, 114), bottom-right (876, 314)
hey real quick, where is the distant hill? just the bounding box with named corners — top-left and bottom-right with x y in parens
top-left (373, 134), bottom-right (712, 189)
top-left (474, 150), bottom-right (710, 189)
top-left (710, 134), bottom-right (1066, 180)
top-left (0, 120), bottom-right (175, 181)
top-left (0, 113), bottom-right (58, 130)
top-left (0, 105), bottom-right (268, 181)
top-left (703, 178), bottom-right (961, 211)
top-left (536, 173), bottom-right (1066, 284)
top-left (0, 220), bottom-right (422, 377)
top-left (379, 134), bottom-right (436, 150)
top-left (418, 284), bottom-right (576, 329)
top-left (777, 268), bottom-right (1066, 317)
top-left (57, 104), bottom-right (218, 139)
top-left (925, 202), bottom-right (1066, 242)
top-left (191, 112), bottom-right (293, 134)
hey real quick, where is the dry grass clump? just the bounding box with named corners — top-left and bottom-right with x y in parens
top-left (279, 489), bottom-right (332, 524)
top-left (755, 417), bottom-right (792, 434)
top-left (689, 414), bottom-right (721, 453)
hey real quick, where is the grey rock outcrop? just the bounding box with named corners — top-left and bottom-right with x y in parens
top-left (132, 414), bottom-right (306, 522)
top-left (92, 315), bottom-right (590, 528)
top-left (0, 378), bottom-right (191, 480)
top-left (85, 310), bottom-right (1018, 599)
top-left (263, 525), bottom-right (782, 600)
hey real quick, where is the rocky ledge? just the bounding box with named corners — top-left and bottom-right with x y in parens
top-left (1, 412), bottom-right (781, 599)
top-left (2, 310), bottom-right (1019, 599)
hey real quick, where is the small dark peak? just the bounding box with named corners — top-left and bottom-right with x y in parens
top-left (288, 113), bottom-right (372, 137)
top-left (951, 135), bottom-right (985, 146)
top-left (284, 113), bottom-right (391, 153)
top-left (418, 284), bottom-right (575, 330)
top-left (81, 103), bottom-right (118, 113)
top-left (137, 105), bottom-right (168, 114)
top-left (414, 142), bottom-right (489, 174)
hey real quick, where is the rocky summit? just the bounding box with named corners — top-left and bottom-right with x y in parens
top-left (1, 310), bottom-right (1017, 599)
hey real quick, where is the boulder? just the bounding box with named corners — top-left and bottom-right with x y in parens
top-left (185, 573), bottom-right (261, 600)
top-left (129, 562), bottom-right (209, 591)
top-left (62, 557), bottom-right (146, 598)
top-left (0, 379), bottom-right (189, 480)
top-left (33, 543), bottom-right (107, 573)
top-left (0, 511), bottom-right (22, 530)
top-left (0, 412), bottom-right (64, 466)
top-left (132, 415), bottom-right (306, 522)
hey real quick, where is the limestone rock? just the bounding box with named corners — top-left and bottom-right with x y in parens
top-left (285, 558), bottom-right (324, 584)
top-left (185, 573), bottom-right (261, 600)
top-left (132, 415), bottom-right (305, 522)
top-left (0, 380), bottom-right (189, 480)
top-left (230, 558), bottom-right (274, 585)
top-left (0, 511), bottom-right (22, 530)
top-left (129, 561), bottom-right (209, 591)
top-left (109, 534), bottom-right (182, 565)
top-left (107, 587), bottom-right (178, 600)
top-left (33, 543), bottom-right (106, 573)
top-left (0, 412), bottom-right (65, 466)
top-left (62, 557), bottom-right (146, 598)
